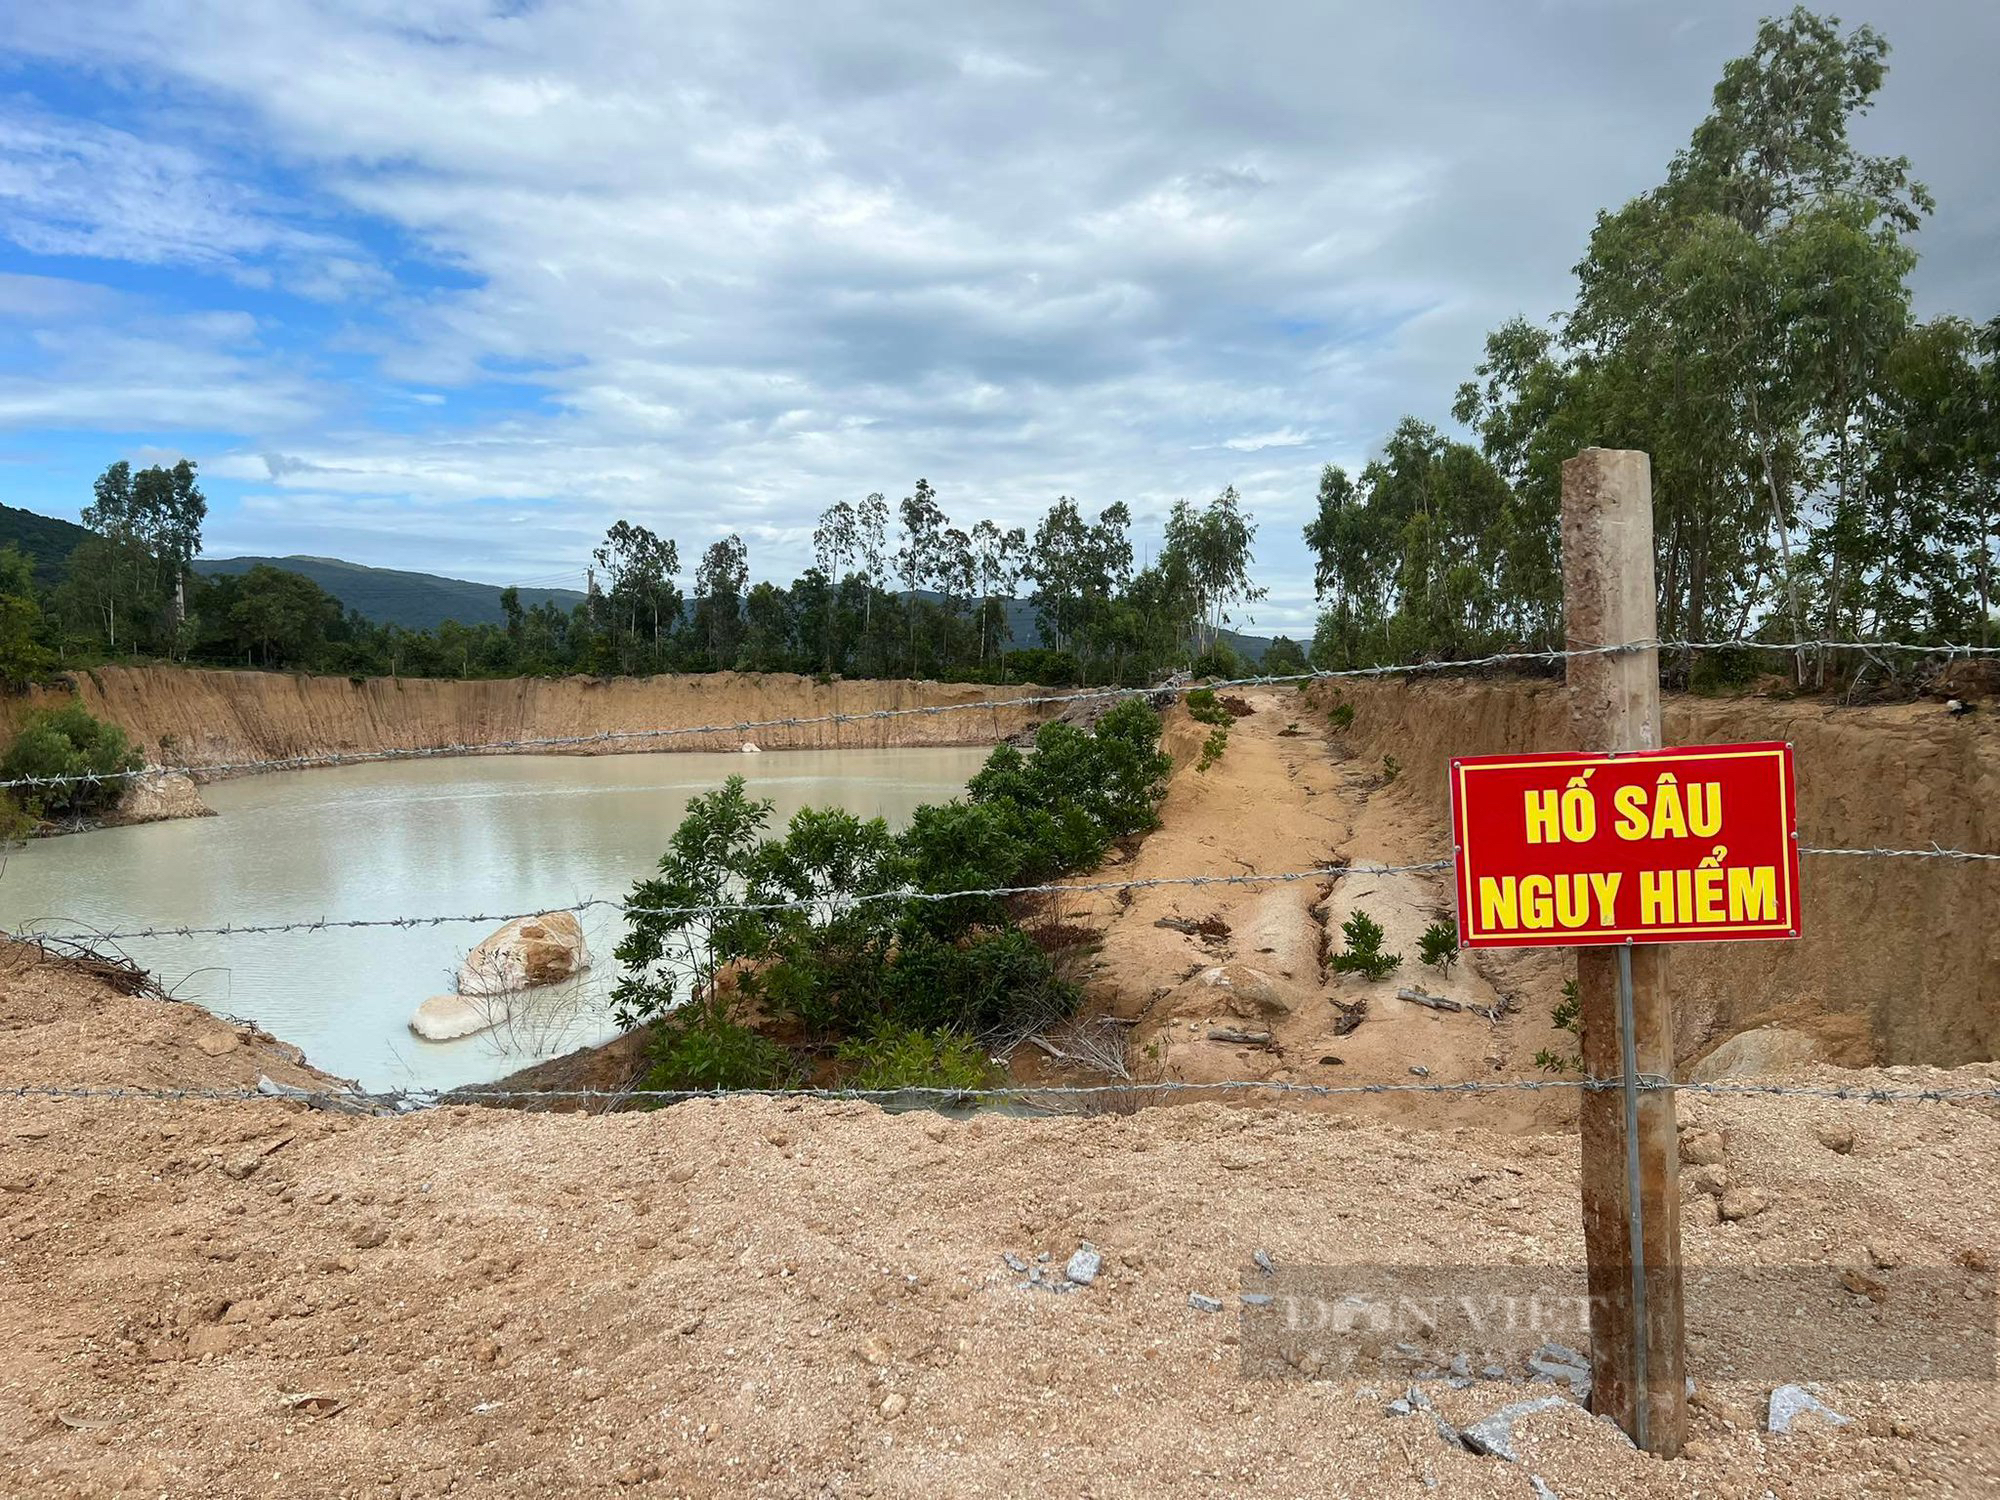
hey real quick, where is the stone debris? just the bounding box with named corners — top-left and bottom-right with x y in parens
top-left (1384, 1385), bottom-right (1467, 1450)
top-left (1065, 1246), bottom-right (1102, 1286)
top-left (1767, 1384), bottom-right (1852, 1435)
top-left (1002, 1252), bottom-right (1027, 1273)
top-left (1252, 1248), bottom-right (1276, 1277)
top-left (1679, 1128), bottom-right (1727, 1166)
top-left (1530, 1477), bottom-right (1560, 1500)
top-left (1719, 1185), bottom-right (1773, 1222)
top-left (1187, 1293), bottom-right (1224, 1313)
top-left (1239, 1293), bottom-right (1273, 1308)
top-left (1460, 1395), bottom-right (1575, 1463)
top-left (1526, 1340), bottom-right (1591, 1398)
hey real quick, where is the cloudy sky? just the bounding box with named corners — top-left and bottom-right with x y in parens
top-left (1, 2), bottom-right (1994, 633)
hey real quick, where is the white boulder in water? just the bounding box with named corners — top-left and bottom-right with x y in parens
top-left (410, 992), bottom-right (515, 1042)
top-left (740, 741), bottom-right (762, 753)
top-left (456, 911), bottom-right (592, 997)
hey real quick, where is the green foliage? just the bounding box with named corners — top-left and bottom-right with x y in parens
top-left (835, 1024), bottom-right (997, 1092)
top-left (1196, 726), bottom-right (1228, 773)
top-left (614, 696), bottom-right (1163, 1079)
top-left (612, 776), bottom-right (776, 1026)
top-left (1185, 688), bottom-right (1231, 727)
top-left (1418, 921), bottom-right (1459, 974)
top-left (641, 1010), bottom-right (797, 1092)
top-left (0, 700), bottom-right (142, 821)
top-left (1537, 980), bottom-right (1584, 1073)
top-left (1381, 754), bottom-right (1401, 784)
top-left (1188, 644), bottom-right (1247, 682)
top-left (1299, 10), bottom-right (1999, 682)
top-left (0, 544), bottom-right (54, 688)
top-left (967, 700), bottom-right (1172, 881)
top-left (1327, 702), bottom-right (1355, 732)
top-left (1329, 909), bottom-right (1401, 982)
top-left (879, 928), bottom-right (1079, 1035)
top-left (1260, 636), bottom-right (1308, 675)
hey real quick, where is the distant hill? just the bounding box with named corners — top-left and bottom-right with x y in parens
top-left (192, 555), bottom-right (588, 632)
top-left (0, 502), bottom-right (91, 587)
top-left (3, 502), bottom-right (1275, 659)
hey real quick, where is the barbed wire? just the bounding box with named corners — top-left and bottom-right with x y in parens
top-left (11, 842), bottom-right (1994, 946)
top-left (3, 1076), bottom-right (1996, 1111)
top-left (1797, 844), bottom-right (2000, 863)
top-left (6, 634), bottom-right (1995, 794)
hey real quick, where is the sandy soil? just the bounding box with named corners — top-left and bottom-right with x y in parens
top-left (3, 683), bottom-right (1997, 1496)
top-left (1037, 687), bottom-right (1579, 1133)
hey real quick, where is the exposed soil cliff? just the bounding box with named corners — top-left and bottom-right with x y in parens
top-left (1325, 678), bottom-right (2000, 1068)
top-left (3, 666), bottom-right (1054, 775)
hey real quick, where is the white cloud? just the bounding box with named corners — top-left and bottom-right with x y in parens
top-left (0, 0), bottom-right (1993, 635)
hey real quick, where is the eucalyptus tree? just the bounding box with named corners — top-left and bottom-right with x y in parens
top-left (1162, 487), bottom-right (1264, 656)
top-left (969, 518), bottom-right (1025, 665)
top-left (895, 480), bottom-right (946, 671)
top-left (693, 533), bottom-right (749, 666)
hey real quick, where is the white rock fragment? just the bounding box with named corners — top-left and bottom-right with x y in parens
top-left (1767, 1384), bottom-right (1852, 1435)
top-left (1066, 1246), bottom-right (1102, 1285)
top-left (1460, 1395), bottom-right (1575, 1463)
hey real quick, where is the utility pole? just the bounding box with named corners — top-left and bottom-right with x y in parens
top-left (1561, 448), bottom-right (1687, 1455)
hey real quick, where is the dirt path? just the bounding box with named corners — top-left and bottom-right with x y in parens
top-left (1053, 688), bottom-right (1574, 1129)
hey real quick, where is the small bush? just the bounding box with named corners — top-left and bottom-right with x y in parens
top-left (0, 701), bottom-right (142, 821)
top-left (1329, 909), bottom-right (1401, 981)
top-left (1536, 980), bottom-right (1583, 1073)
top-left (1417, 920), bottom-right (1459, 974)
top-left (641, 1010), bottom-right (797, 1092)
top-left (1327, 702), bottom-right (1355, 732)
top-left (836, 1023), bottom-right (997, 1091)
top-left (1196, 726), bottom-right (1228, 772)
top-left (1186, 688), bottom-right (1232, 728)
top-left (1381, 754), bottom-right (1401, 784)
top-left (1189, 644), bottom-right (1247, 681)
top-left (881, 927), bottom-right (1079, 1037)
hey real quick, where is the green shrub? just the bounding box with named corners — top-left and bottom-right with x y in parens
top-left (1417, 920), bottom-right (1459, 974)
top-left (0, 701), bottom-right (142, 821)
top-left (1329, 909), bottom-right (1401, 981)
top-left (836, 1023), bottom-right (997, 1091)
top-left (1186, 687), bottom-right (1232, 728)
top-left (1189, 644), bottom-right (1246, 681)
top-left (1196, 726), bottom-right (1228, 772)
top-left (1327, 702), bottom-right (1355, 732)
top-left (640, 1010), bottom-right (797, 1092)
top-left (1381, 754), bottom-right (1401, 784)
top-left (881, 927), bottom-right (1079, 1036)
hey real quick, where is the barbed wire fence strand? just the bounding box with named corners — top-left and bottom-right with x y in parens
top-left (5, 634), bottom-right (1997, 794)
top-left (4, 1077), bottom-right (1998, 1111)
top-left (7, 843), bottom-right (1993, 946)
top-left (6, 633), bottom-right (1999, 1112)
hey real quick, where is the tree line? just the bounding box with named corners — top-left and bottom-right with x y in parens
top-left (1301, 8), bottom-right (2000, 688)
top-left (1, 468), bottom-right (1283, 689)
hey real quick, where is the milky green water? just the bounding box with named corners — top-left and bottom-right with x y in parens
top-left (0, 748), bottom-right (988, 1091)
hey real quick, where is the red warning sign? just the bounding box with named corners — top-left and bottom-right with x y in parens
top-left (1450, 742), bottom-right (1801, 949)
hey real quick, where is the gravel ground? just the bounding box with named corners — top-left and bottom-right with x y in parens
top-left (2, 1078), bottom-right (1996, 1498)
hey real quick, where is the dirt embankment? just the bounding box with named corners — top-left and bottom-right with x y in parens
top-left (5, 942), bottom-right (2000, 1497)
top-left (1324, 679), bottom-right (2000, 1070)
top-left (3, 667), bottom-right (1056, 776)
